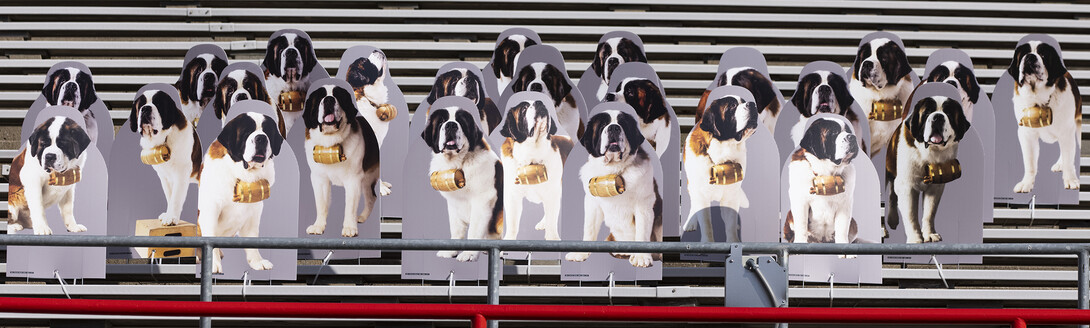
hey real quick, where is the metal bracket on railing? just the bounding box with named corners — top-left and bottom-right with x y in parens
top-left (828, 273), bottom-right (834, 307)
top-left (607, 271), bottom-right (616, 306)
top-left (311, 250), bottom-right (334, 285)
top-left (930, 255), bottom-right (950, 289)
top-left (53, 270), bottom-right (71, 299)
top-left (446, 270), bottom-right (455, 303)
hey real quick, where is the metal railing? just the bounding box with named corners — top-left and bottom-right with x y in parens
top-left (1, 234), bottom-right (1089, 327)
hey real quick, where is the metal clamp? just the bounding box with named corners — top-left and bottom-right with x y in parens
top-left (931, 255), bottom-right (950, 289)
top-left (54, 270), bottom-right (71, 299)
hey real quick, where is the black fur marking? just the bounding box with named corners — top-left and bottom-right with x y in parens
top-left (421, 110), bottom-right (450, 153)
top-left (491, 37), bottom-right (537, 80)
top-left (580, 113), bottom-right (610, 157)
top-left (725, 68), bottom-right (780, 116)
top-left (800, 118), bottom-right (855, 164)
top-left (620, 79), bottom-right (668, 124)
top-left (877, 42), bottom-right (912, 86)
top-left (346, 56), bottom-right (382, 89)
top-left (218, 116), bottom-right (258, 162)
top-left (454, 110), bottom-right (486, 151)
top-left (29, 117), bottom-right (56, 159)
top-left (616, 112), bottom-right (645, 156)
top-left (489, 160), bottom-right (504, 235)
top-left (302, 87), bottom-right (328, 130)
top-left (701, 97), bottom-right (758, 141)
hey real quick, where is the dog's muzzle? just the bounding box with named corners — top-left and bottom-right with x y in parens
top-left (868, 99), bottom-right (904, 121)
top-left (1019, 105), bottom-right (1053, 128)
top-left (430, 169), bottom-right (466, 192)
top-left (709, 161), bottom-right (744, 185)
top-left (140, 145), bottom-right (172, 165)
top-left (923, 159), bottom-right (962, 184)
top-left (49, 167), bottom-right (82, 186)
top-left (279, 91), bottom-right (304, 112)
top-left (587, 174), bottom-right (626, 197)
top-left (233, 179), bottom-right (271, 203)
top-left (515, 164), bottom-right (548, 185)
top-left (810, 175), bottom-right (845, 196)
top-left (312, 144), bottom-right (346, 164)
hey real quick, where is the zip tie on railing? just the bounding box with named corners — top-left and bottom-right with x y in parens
top-left (311, 250), bottom-right (334, 285)
top-left (148, 249), bottom-right (159, 283)
top-left (447, 270), bottom-right (455, 303)
top-left (931, 255), bottom-right (950, 289)
top-left (827, 273), bottom-right (834, 307)
top-left (242, 271), bottom-right (250, 301)
top-left (53, 270), bottom-right (70, 299)
top-left (607, 271), bottom-right (615, 306)
top-left (527, 252), bottom-right (532, 278)
top-left (1029, 194), bottom-right (1037, 226)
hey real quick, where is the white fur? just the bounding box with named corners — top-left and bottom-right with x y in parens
top-left (790, 71), bottom-right (865, 149)
top-left (1012, 41), bottom-right (1080, 192)
top-left (682, 98), bottom-right (752, 242)
top-left (788, 118), bottom-right (856, 254)
top-left (135, 90), bottom-right (198, 226)
top-left (887, 97), bottom-right (960, 243)
top-left (501, 104), bottom-right (565, 241)
top-left (9, 118), bottom-right (88, 235)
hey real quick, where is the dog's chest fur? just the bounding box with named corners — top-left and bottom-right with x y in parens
top-left (306, 124), bottom-right (366, 185)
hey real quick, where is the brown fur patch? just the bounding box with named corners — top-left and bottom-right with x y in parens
top-left (1068, 72), bottom-right (1083, 123)
top-left (501, 137), bottom-right (514, 159)
top-left (687, 125), bottom-right (712, 157)
top-left (790, 148), bottom-right (808, 162)
top-left (8, 150), bottom-right (26, 208)
top-left (694, 89), bottom-right (711, 124)
top-left (885, 125), bottom-right (902, 179)
top-left (208, 140), bottom-right (227, 159)
top-left (191, 129), bottom-right (203, 179)
top-left (551, 135), bottom-right (574, 164)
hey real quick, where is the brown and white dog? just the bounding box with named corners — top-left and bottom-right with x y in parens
top-left (1008, 41), bottom-right (1082, 192)
top-left (426, 69), bottom-right (502, 133)
top-left (789, 71), bottom-right (860, 149)
top-left (683, 95), bottom-right (759, 242)
top-left (262, 32), bottom-right (319, 132)
top-left (695, 67), bottom-right (782, 133)
top-left (784, 117), bottom-right (859, 252)
top-left (498, 100), bottom-right (573, 241)
top-left (9, 116), bottom-right (92, 235)
top-left (591, 37), bottom-right (647, 101)
top-left (606, 77), bottom-right (671, 156)
top-left (849, 38), bottom-right (915, 157)
top-left (344, 50), bottom-right (392, 145)
top-left (214, 68), bottom-right (281, 135)
top-left (565, 110), bottom-right (663, 268)
top-left (197, 112), bottom-right (284, 273)
top-left (42, 67), bottom-right (100, 144)
top-left (885, 96), bottom-right (970, 243)
top-left (492, 35), bottom-right (538, 93)
top-left (129, 89), bottom-right (202, 226)
top-left (922, 61), bottom-right (981, 121)
top-left (512, 62), bottom-right (583, 137)
top-left (422, 106), bottom-right (504, 262)
top-left (175, 54), bottom-right (227, 123)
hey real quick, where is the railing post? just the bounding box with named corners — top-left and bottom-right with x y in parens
top-left (778, 249), bottom-right (790, 328)
top-left (200, 243), bottom-right (213, 328)
top-left (1079, 249), bottom-right (1088, 328)
top-left (487, 247), bottom-right (501, 328)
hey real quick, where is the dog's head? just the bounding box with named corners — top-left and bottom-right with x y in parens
top-left (177, 53), bottom-right (227, 108)
top-left (606, 78), bottom-right (668, 124)
top-left (591, 37), bottom-right (646, 86)
top-left (717, 67), bottom-right (781, 116)
top-left (422, 106), bottom-right (486, 156)
top-left (492, 35), bottom-right (537, 81)
top-left (29, 116), bottom-right (91, 173)
top-left (852, 38), bottom-right (912, 89)
top-left (263, 32), bottom-right (318, 83)
top-left (581, 110), bottom-right (644, 163)
top-left (906, 96), bottom-right (970, 149)
top-left (42, 67), bottom-right (98, 112)
top-left (926, 61), bottom-right (981, 106)
top-left (1008, 40), bottom-right (1067, 87)
top-left (513, 62), bottom-right (571, 107)
top-left (218, 112), bottom-right (283, 170)
top-left (426, 68), bottom-right (490, 112)
top-left (700, 95), bottom-right (759, 142)
top-left (346, 50), bottom-right (387, 101)
top-left (792, 71), bottom-right (854, 117)
top-left (130, 89), bottom-right (186, 139)
top-left (303, 84), bottom-right (358, 134)
top-left (799, 117), bottom-right (858, 165)
top-left (214, 69), bottom-right (270, 120)
top-left (500, 100), bottom-right (556, 143)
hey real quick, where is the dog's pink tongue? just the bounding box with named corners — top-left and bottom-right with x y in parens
top-left (930, 134), bottom-right (944, 144)
top-left (323, 114), bottom-right (335, 123)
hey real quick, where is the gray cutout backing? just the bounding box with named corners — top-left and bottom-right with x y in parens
top-left (680, 86), bottom-right (780, 262)
top-left (177, 44), bottom-right (229, 124)
top-left (560, 102), bottom-right (665, 282)
top-left (774, 61), bottom-right (872, 171)
top-left (922, 48), bottom-right (997, 222)
top-left (498, 44), bottom-right (589, 140)
top-left (196, 62), bottom-right (269, 151)
top-left (576, 31), bottom-right (647, 108)
top-left (289, 78), bottom-right (381, 260)
top-left (24, 62), bottom-right (114, 160)
top-left (261, 29), bottom-right (331, 134)
top-left (882, 83), bottom-right (985, 265)
top-left (415, 62), bottom-right (502, 135)
top-left (779, 114), bottom-right (882, 284)
top-left (402, 96), bottom-right (496, 281)
top-left (991, 34), bottom-right (1078, 205)
top-left (335, 45), bottom-right (411, 220)
top-left (8, 106), bottom-right (108, 279)
top-left (483, 28), bottom-right (544, 98)
top-left (106, 84), bottom-right (200, 258)
top-left (604, 62), bottom-right (681, 237)
top-left (488, 92), bottom-right (576, 261)
top-left (195, 101), bottom-right (300, 281)
top-left (699, 47), bottom-right (786, 134)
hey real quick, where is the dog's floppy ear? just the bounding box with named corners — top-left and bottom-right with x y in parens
top-left (213, 79), bottom-right (230, 119)
top-left (153, 91), bottom-right (185, 130)
top-left (546, 65), bottom-right (572, 106)
top-left (906, 98), bottom-right (931, 144)
top-left (827, 73), bottom-right (855, 115)
top-left (734, 69), bottom-right (780, 116)
top-left (592, 42), bottom-right (608, 78)
top-left (176, 61), bottom-right (197, 102)
top-left (880, 43), bottom-right (912, 85)
top-left (942, 98), bottom-right (971, 141)
top-left (852, 44), bottom-right (869, 81)
top-left (1037, 43), bottom-right (1068, 87)
top-left (332, 86), bottom-right (359, 119)
top-left (699, 97), bottom-right (726, 136)
top-left (537, 100), bottom-right (558, 135)
top-left (61, 118), bottom-right (91, 158)
top-left (635, 80), bottom-right (667, 124)
top-left (500, 101), bottom-right (528, 141)
top-left (799, 119), bottom-right (835, 160)
top-left (425, 71), bottom-right (454, 105)
top-left (298, 37), bottom-right (318, 76)
top-left (791, 74), bottom-right (817, 115)
top-left (420, 110), bottom-right (447, 153)
top-left (218, 116), bottom-right (254, 162)
top-left (74, 72), bottom-right (98, 111)
top-left (616, 112), bottom-right (645, 155)
top-left (244, 72), bottom-right (270, 103)
top-left (42, 70), bottom-right (63, 104)
top-left (454, 109), bottom-right (485, 151)
top-left (302, 87), bottom-right (325, 130)
top-left (957, 65), bottom-right (981, 103)
top-left (580, 113), bottom-right (607, 157)
top-left (263, 36), bottom-right (284, 77)
top-left (618, 38), bottom-right (647, 63)
top-left (29, 117), bottom-right (55, 158)
top-left (261, 116), bottom-right (283, 156)
top-left (1007, 43), bottom-right (1031, 81)
top-left (129, 94), bottom-right (145, 133)
top-left (512, 65), bottom-right (533, 92)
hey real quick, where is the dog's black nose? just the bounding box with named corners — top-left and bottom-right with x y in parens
top-left (62, 81), bottom-right (79, 103)
top-left (604, 93), bottom-right (616, 102)
top-left (201, 72), bottom-right (217, 91)
top-left (845, 134), bottom-right (857, 145)
top-left (234, 92), bottom-right (250, 102)
top-left (816, 85), bottom-right (833, 112)
top-left (284, 48), bottom-right (300, 68)
top-left (945, 80), bottom-right (959, 88)
top-left (44, 153), bottom-right (57, 168)
top-left (529, 82), bottom-right (543, 92)
top-left (606, 58), bottom-right (620, 79)
top-left (252, 135), bottom-right (268, 162)
top-left (442, 121), bottom-right (460, 149)
top-left (605, 124), bottom-right (623, 151)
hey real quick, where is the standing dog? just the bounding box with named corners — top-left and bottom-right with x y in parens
top-left (565, 110), bottom-right (663, 268)
top-left (176, 54), bottom-right (228, 123)
top-left (591, 37), bottom-right (647, 101)
top-left (426, 69), bottom-right (502, 133)
top-left (849, 38), bottom-right (914, 157)
top-left (606, 77), bottom-right (671, 156)
top-left (197, 112), bottom-right (284, 273)
top-left (790, 71), bottom-right (861, 150)
top-left (885, 96), bottom-right (970, 243)
top-left (42, 67), bottom-right (99, 144)
top-left (784, 117), bottom-right (859, 250)
top-left (695, 67), bottom-right (782, 133)
top-left (9, 116), bottom-right (92, 235)
top-left (492, 35), bottom-right (538, 93)
top-left (923, 61), bottom-right (981, 121)
top-left (512, 62), bottom-right (584, 137)
top-left (683, 95), bottom-right (759, 242)
top-left (129, 89), bottom-right (202, 226)
top-left (301, 84), bottom-right (381, 238)
top-left (263, 32), bottom-right (319, 131)
top-left (422, 106), bottom-right (504, 262)
top-left (498, 100), bottom-right (573, 241)
top-left (1008, 41), bottom-right (1082, 192)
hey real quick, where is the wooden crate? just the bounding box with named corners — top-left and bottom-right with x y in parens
top-left (134, 219), bottom-right (199, 258)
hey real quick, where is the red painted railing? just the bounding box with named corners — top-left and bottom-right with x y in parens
top-left (1, 297), bottom-right (1089, 327)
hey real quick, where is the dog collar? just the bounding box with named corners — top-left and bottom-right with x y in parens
top-left (588, 174), bottom-right (626, 197)
top-left (354, 90), bottom-right (399, 122)
top-left (233, 179), bottom-right (271, 203)
top-left (141, 144), bottom-right (172, 165)
top-left (867, 99), bottom-right (904, 121)
top-left (1019, 105), bottom-right (1053, 128)
top-left (923, 159), bottom-right (962, 184)
top-left (49, 167), bottom-right (82, 186)
top-left (515, 164), bottom-right (548, 185)
top-left (810, 175), bottom-right (845, 196)
top-left (430, 169), bottom-right (466, 192)
top-left (312, 144), bottom-right (347, 164)
top-left (709, 161), bottom-right (743, 185)
top-left (278, 90), bottom-right (304, 112)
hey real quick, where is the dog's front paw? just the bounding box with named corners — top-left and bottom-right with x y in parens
top-left (906, 234), bottom-right (925, 244)
top-left (341, 225), bottom-right (358, 237)
top-left (456, 251), bottom-right (480, 262)
top-left (924, 233), bottom-right (943, 243)
top-left (33, 226), bottom-right (54, 235)
top-left (629, 253), bottom-right (654, 268)
top-left (534, 219), bottom-right (546, 231)
top-left (565, 252), bottom-right (590, 262)
top-left (356, 214), bottom-right (369, 223)
top-left (305, 223), bottom-right (326, 235)
top-left (682, 218), bottom-right (699, 232)
top-left (158, 213), bottom-right (179, 226)
top-left (248, 258), bottom-right (274, 270)
top-left (65, 223), bottom-right (87, 233)
top-left (1013, 179), bottom-right (1035, 193)
top-left (436, 250), bottom-right (459, 258)
top-left (379, 180), bottom-right (393, 196)
top-left (1064, 175), bottom-right (1080, 190)
top-left (9, 223), bottom-right (24, 232)
top-left (838, 254), bottom-right (858, 259)
top-left (212, 261), bottom-right (223, 274)
top-left (1052, 159), bottom-right (1064, 172)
